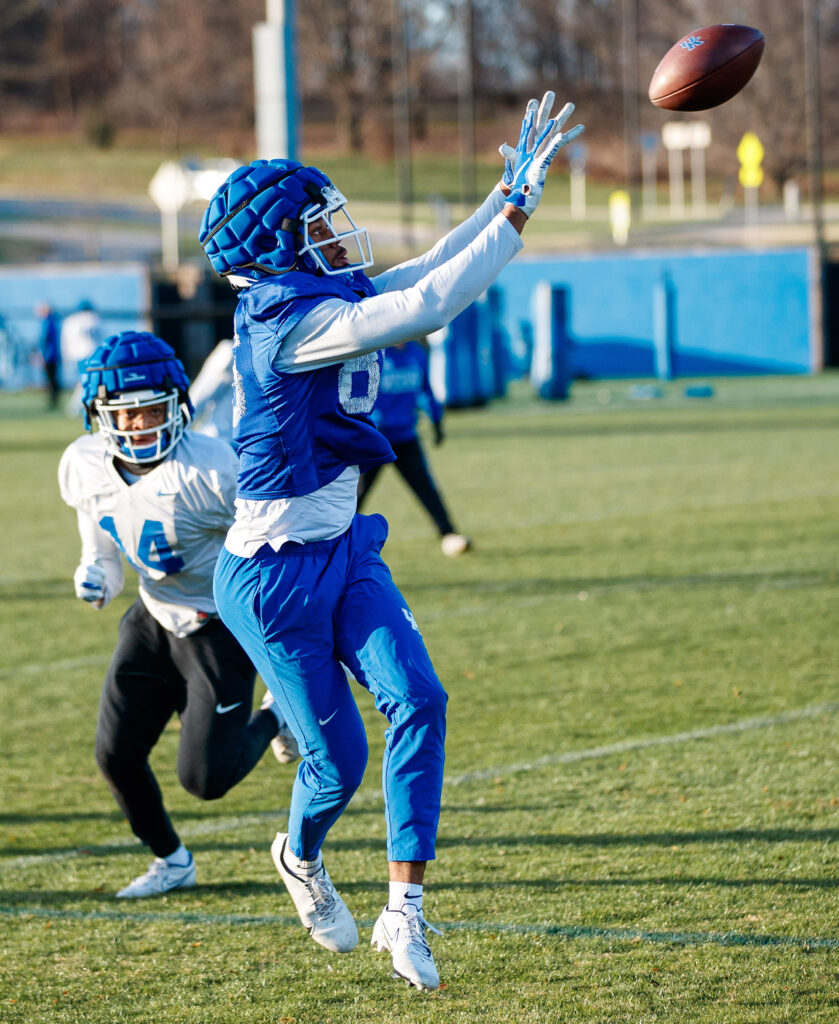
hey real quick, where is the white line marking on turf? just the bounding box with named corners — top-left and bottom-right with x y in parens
top-left (0, 904), bottom-right (836, 950)
top-left (0, 811), bottom-right (290, 872)
top-left (3, 701), bottom-right (837, 875)
top-left (415, 569), bottom-right (832, 624)
top-left (445, 700), bottom-right (839, 786)
top-left (0, 654), bottom-right (109, 680)
top-left (3, 564), bottom-right (832, 677)
top-left (391, 488), bottom-right (839, 541)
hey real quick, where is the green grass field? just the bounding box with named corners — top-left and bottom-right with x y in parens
top-left (1, 375), bottom-right (839, 1023)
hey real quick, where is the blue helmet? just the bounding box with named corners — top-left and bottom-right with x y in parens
top-left (198, 159), bottom-right (373, 282)
top-left (81, 331), bottom-right (194, 464)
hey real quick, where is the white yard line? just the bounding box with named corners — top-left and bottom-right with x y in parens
top-left (445, 700), bottom-right (839, 785)
top-left (3, 701), bottom-right (837, 952)
top-left (3, 700), bottom-right (837, 873)
top-left (0, 904), bottom-right (836, 951)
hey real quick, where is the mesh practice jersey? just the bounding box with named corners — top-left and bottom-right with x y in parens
top-left (58, 431), bottom-right (238, 637)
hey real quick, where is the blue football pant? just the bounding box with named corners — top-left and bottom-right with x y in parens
top-left (213, 513), bottom-right (447, 862)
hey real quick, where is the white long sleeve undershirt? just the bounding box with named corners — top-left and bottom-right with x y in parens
top-left (75, 508), bottom-right (124, 608)
top-left (371, 185), bottom-right (507, 294)
top-left (226, 191), bottom-right (522, 555)
top-left (274, 198), bottom-right (519, 373)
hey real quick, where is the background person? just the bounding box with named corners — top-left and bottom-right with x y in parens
top-left (198, 92), bottom-right (583, 990)
top-left (58, 330), bottom-right (298, 899)
top-left (357, 340), bottom-right (471, 557)
top-left (36, 302), bottom-right (62, 409)
top-left (61, 299), bottom-right (102, 416)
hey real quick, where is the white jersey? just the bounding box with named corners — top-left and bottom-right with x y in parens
top-left (60, 309), bottom-right (101, 369)
top-left (58, 431), bottom-right (238, 637)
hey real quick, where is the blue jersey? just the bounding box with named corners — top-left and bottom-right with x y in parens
top-left (40, 311), bottom-right (61, 365)
top-left (373, 342), bottom-right (443, 446)
top-left (232, 272), bottom-right (395, 500)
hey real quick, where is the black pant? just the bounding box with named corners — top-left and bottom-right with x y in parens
top-left (95, 599), bottom-right (275, 857)
top-left (44, 363), bottom-right (60, 408)
top-left (357, 436), bottom-right (456, 537)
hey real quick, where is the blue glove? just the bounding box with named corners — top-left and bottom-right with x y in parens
top-left (500, 92), bottom-right (555, 186)
top-left (505, 99), bottom-right (584, 218)
top-left (74, 562), bottom-right (107, 605)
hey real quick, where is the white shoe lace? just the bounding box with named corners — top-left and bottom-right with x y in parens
top-left (307, 872), bottom-right (339, 919)
top-left (147, 859), bottom-right (168, 880)
top-left (401, 908), bottom-right (441, 959)
top-left (124, 858), bottom-right (168, 888)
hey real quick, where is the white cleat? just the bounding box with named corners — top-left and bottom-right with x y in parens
top-left (115, 853), bottom-right (196, 899)
top-left (260, 691), bottom-right (300, 763)
top-left (271, 722), bottom-right (300, 764)
top-left (271, 833), bottom-right (358, 953)
top-left (441, 533), bottom-right (471, 558)
top-left (371, 904), bottom-right (442, 991)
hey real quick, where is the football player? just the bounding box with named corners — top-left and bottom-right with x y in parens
top-left (199, 93), bottom-right (584, 989)
top-left (58, 331), bottom-right (299, 899)
top-left (357, 340), bottom-right (471, 557)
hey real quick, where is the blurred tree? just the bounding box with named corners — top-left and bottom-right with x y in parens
top-left (0, 1), bottom-right (64, 122)
top-left (45, 0), bottom-right (124, 121)
top-left (2, 0), bottom-right (836, 193)
top-left (110, 0), bottom-right (262, 149)
top-left (296, 0), bottom-right (448, 155)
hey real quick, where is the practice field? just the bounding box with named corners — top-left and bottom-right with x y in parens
top-left (1, 375), bottom-right (838, 1023)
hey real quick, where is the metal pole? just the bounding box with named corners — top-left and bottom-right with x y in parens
top-left (161, 209), bottom-right (179, 272)
top-left (744, 185), bottom-right (759, 238)
top-left (668, 147), bottom-right (684, 219)
top-left (253, 0), bottom-right (298, 160)
top-left (690, 144), bottom-right (706, 216)
top-left (621, 0), bottom-right (640, 204)
top-left (642, 145), bottom-right (657, 217)
top-left (570, 168), bottom-right (586, 220)
top-left (458, 0), bottom-right (476, 206)
top-left (803, 0), bottom-right (826, 254)
top-left (803, 0), bottom-right (827, 368)
top-left (391, 0), bottom-right (413, 245)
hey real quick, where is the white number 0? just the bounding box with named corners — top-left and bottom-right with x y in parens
top-left (338, 352), bottom-right (380, 414)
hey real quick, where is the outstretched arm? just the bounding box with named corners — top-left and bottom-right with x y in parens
top-left (273, 97), bottom-right (584, 370)
top-left (374, 92), bottom-right (582, 293)
top-left (276, 213), bottom-right (524, 371)
top-left (372, 187), bottom-right (508, 295)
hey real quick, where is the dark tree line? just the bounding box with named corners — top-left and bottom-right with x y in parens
top-left (2, 0), bottom-right (837, 193)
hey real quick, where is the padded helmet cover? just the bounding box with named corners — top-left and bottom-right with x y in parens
top-left (80, 331), bottom-right (193, 463)
top-left (199, 159), bottom-right (372, 280)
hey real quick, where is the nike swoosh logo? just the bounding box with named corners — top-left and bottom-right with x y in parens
top-left (318, 709), bottom-right (338, 726)
top-left (215, 701), bottom-right (242, 715)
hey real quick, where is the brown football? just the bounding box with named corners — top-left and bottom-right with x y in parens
top-left (648, 24), bottom-right (765, 111)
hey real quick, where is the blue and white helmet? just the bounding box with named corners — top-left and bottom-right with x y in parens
top-left (81, 331), bottom-right (194, 464)
top-left (199, 159), bottom-right (373, 282)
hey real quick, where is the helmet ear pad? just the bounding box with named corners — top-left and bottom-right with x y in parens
top-left (255, 233), bottom-right (280, 253)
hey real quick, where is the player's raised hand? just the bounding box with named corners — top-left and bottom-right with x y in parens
top-left (499, 91), bottom-right (556, 186)
top-left (505, 99), bottom-right (584, 218)
top-left (74, 562), bottom-right (107, 607)
top-left (500, 96), bottom-right (537, 186)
